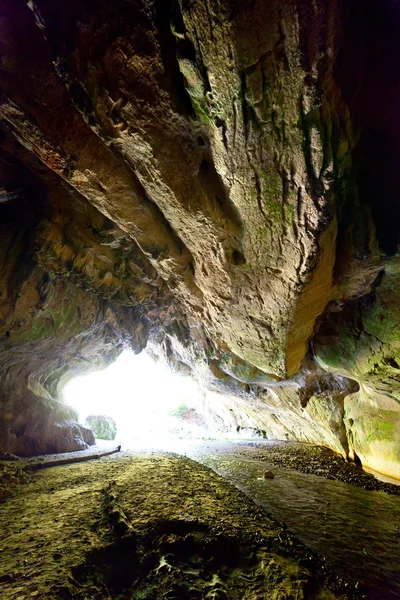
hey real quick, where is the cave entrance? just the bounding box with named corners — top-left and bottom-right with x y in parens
top-left (61, 349), bottom-right (216, 449)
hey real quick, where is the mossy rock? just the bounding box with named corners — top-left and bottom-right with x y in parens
top-left (85, 414), bottom-right (117, 441)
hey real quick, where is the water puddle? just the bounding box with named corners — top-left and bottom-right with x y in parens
top-left (155, 440), bottom-right (400, 600)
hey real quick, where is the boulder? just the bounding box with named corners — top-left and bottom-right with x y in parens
top-left (85, 415), bottom-right (117, 441)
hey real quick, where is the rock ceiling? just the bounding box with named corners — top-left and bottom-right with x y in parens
top-left (0, 0), bottom-right (399, 477)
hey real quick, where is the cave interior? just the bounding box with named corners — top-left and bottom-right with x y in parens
top-left (0, 0), bottom-right (400, 598)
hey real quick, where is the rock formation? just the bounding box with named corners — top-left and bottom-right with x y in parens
top-left (86, 415), bottom-right (117, 441)
top-left (0, 0), bottom-right (399, 477)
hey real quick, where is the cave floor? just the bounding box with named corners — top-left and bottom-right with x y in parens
top-left (167, 441), bottom-right (400, 600)
top-left (0, 451), bottom-right (359, 600)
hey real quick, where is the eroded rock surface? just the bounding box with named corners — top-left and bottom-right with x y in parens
top-left (0, 0), bottom-right (399, 476)
top-left (85, 415), bottom-right (117, 441)
top-left (0, 452), bottom-right (359, 599)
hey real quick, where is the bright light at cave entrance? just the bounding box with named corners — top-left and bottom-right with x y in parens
top-left (62, 349), bottom-right (208, 447)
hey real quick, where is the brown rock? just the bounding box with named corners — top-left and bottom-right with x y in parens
top-left (0, 0), bottom-right (398, 477)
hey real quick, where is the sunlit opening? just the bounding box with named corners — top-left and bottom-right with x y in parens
top-left (62, 349), bottom-right (224, 449)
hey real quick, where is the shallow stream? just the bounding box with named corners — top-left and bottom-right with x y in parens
top-left (141, 439), bottom-right (400, 600)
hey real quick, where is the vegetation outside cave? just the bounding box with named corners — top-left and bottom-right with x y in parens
top-left (61, 349), bottom-right (239, 447)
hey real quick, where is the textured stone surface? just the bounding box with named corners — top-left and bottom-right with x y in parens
top-left (86, 414), bottom-right (117, 441)
top-left (0, 0), bottom-right (399, 475)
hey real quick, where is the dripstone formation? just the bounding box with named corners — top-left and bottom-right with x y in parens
top-left (0, 0), bottom-right (399, 477)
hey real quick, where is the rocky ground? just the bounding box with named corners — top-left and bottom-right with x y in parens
top-left (0, 459), bottom-right (31, 501)
top-left (236, 442), bottom-right (400, 495)
top-left (0, 450), bottom-right (364, 600)
top-left (124, 438), bottom-right (400, 495)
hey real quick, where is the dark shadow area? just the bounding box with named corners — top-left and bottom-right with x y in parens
top-left (336, 0), bottom-right (400, 256)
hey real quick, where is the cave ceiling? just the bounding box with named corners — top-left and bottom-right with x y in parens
top-left (0, 0), bottom-right (399, 472)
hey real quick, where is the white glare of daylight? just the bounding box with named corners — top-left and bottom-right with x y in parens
top-left (62, 349), bottom-right (210, 447)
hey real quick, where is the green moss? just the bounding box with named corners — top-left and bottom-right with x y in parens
top-left (259, 166), bottom-right (282, 201)
top-left (268, 200), bottom-right (283, 224)
top-left (26, 318), bottom-right (55, 343)
top-left (365, 420), bottom-right (395, 442)
top-left (85, 414), bottom-right (117, 440)
top-left (363, 303), bottom-right (400, 348)
top-left (189, 94), bottom-right (212, 124)
top-left (257, 165), bottom-right (298, 227)
top-left (14, 293), bottom-right (84, 345)
top-left (316, 324), bottom-right (360, 371)
top-left (169, 403), bottom-right (189, 418)
top-left (285, 205), bottom-right (295, 221)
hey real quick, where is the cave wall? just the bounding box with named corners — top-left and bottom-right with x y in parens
top-left (0, 0), bottom-right (399, 476)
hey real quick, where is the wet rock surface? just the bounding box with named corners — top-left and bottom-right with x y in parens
top-left (0, 452), bottom-right (359, 600)
top-left (245, 442), bottom-right (400, 495)
top-left (166, 440), bottom-right (400, 600)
